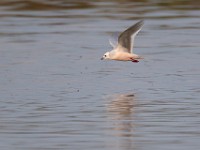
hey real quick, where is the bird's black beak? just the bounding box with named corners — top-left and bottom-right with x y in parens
top-left (101, 57), bottom-right (104, 60)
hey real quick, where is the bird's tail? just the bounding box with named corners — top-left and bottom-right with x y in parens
top-left (137, 55), bottom-right (144, 59)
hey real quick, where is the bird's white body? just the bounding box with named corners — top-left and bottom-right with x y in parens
top-left (107, 45), bottom-right (141, 61)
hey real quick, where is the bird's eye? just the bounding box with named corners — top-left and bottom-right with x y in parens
top-left (104, 55), bottom-right (106, 57)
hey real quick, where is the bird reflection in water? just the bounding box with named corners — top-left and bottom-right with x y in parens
top-left (105, 93), bottom-right (136, 149)
top-left (107, 94), bottom-right (135, 114)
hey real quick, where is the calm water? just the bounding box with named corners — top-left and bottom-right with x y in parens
top-left (0, 0), bottom-right (200, 150)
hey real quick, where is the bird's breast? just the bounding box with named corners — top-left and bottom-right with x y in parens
top-left (112, 52), bottom-right (133, 61)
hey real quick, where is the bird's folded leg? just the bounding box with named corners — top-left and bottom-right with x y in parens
top-left (130, 58), bottom-right (139, 63)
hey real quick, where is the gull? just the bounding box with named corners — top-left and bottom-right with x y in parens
top-left (101, 20), bottom-right (144, 63)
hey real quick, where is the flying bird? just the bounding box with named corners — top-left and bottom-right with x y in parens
top-left (101, 20), bottom-right (144, 63)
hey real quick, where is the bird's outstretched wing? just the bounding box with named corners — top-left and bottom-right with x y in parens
top-left (109, 32), bottom-right (120, 48)
top-left (118, 20), bottom-right (144, 53)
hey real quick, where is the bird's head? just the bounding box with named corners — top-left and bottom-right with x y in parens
top-left (101, 52), bottom-right (110, 60)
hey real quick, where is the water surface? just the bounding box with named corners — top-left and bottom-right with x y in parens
top-left (0, 0), bottom-right (200, 150)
